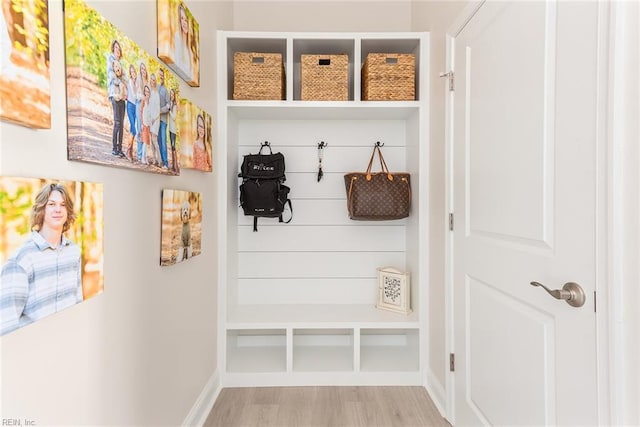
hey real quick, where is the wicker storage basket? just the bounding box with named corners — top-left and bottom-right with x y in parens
top-left (362, 53), bottom-right (415, 101)
top-left (301, 54), bottom-right (349, 101)
top-left (233, 52), bottom-right (285, 100)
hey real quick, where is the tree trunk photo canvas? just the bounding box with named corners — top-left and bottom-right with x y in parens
top-left (0, 0), bottom-right (51, 129)
top-left (157, 0), bottom-right (200, 87)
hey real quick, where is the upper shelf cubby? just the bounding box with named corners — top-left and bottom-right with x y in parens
top-left (292, 38), bottom-right (355, 101)
top-left (360, 37), bottom-right (422, 101)
top-left (225, 36), bottom-right (287, 101)
top-left (223, 32), bottom-right (426, 103)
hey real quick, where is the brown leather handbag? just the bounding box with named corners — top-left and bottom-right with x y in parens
top-left (344, 145), bottom-right (411, 220)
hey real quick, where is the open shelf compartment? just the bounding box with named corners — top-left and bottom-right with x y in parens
top-left (226, 329), bottom-right (287, 373)
top-left (360, 328), bottom-right (419, 372)
top-left (293, 328), bottom-right (354, 372)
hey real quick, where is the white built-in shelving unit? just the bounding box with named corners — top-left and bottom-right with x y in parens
top-left (216, 31), bottom-right (429, 386)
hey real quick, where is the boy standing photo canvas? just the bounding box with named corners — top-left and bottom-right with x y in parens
top-left (0, 177), bottom-right (104, 336)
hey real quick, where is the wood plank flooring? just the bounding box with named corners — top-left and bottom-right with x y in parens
top-left (204, 386), bottom-right (450, 427)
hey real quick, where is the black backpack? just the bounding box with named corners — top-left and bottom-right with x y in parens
top-left (239, 142), bottom-right (292, 231)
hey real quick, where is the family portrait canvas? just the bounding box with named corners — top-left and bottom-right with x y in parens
top-left (160, 189), bottom-right (202, 266)
top-left (0, 0), bottom-right (50, 129)
top-left (64, 0), bottom-right (181, 175)
top-left (178, 98), bottom-right (212, 172)
top-left (0, 176), bottom-right (104, 336)
top-left (157, 0), bottom-right (200, 87)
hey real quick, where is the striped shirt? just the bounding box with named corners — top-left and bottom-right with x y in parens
top-left (0, 231), bottom-right (83, 336)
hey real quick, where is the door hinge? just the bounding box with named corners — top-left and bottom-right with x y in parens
top-left (449, 213), bottom-right (454, 231)
top-left (450, 353), bottom-right (455, 372)
top-left (594, 291), bottom-right (597, 312)
top-left (439, 71), bottom-right (455, 91)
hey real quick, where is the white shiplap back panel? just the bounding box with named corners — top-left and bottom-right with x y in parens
top-left (238, 225), bottom-right (405, 252)
top-left (235, 119), bottom-right (407, 308)
top-left (238, 120), bottom-right (406, 147)
top-left (237, 278), bottom-right (378, 305)
top-left (236, 171), bottom-right (414, 201)
top-left (276, 173), bottom-right (347, 199)
top-left (235, 146), bottom-right (407, 174)
top-left (238, 199), bottom-right (408, 226)
top-left (239, 252), bottom-right (406, 278)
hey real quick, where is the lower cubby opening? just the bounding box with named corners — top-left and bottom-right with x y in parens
top-left (227, 329), bottom-right (286, 373)
top-left (293, 328), bottom-right (354, 372)
top-left (360, 328), bottom-right (419, 372)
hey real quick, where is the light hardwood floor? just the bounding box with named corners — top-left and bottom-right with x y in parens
top-left (204, 386), bottom-right (450, 427)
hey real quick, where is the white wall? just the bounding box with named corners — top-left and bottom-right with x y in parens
top-left (610, 1), bottom-right (640, 424)
top-left (410, 0), bottom-right (467, 406)
top-left (0, 1), bottom-right (232, 425)
top-left (233, 1), bottom-right (412, 32)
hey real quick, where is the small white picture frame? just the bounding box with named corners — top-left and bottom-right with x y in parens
top-left (376, 267), bottom-right (411, 315)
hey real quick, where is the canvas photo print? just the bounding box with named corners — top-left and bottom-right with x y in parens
top-left (0, 0), bottom-right (50, 129)
top-left (64, 0), bottom-right (181, 175)
top-left (0, 176), bottom-right (104, 336)
top-left (157, 0), bottom-right (200, 87)
top-left (178, 98), bottom-right (212, 172)
top-left (160, 189), bottom-right (202, 266)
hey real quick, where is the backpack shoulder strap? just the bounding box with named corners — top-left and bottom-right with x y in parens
top-left (279, 199), bottom-right (293, 224)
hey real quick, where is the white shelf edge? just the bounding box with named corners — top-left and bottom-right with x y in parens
top-left (226, 101), bottom-right (421, 120)
top-left (220, 371), bottom-right (423, 387)
top-left (226, 304), bottom-right (419, 329)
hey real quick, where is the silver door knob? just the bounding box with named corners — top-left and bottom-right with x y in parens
top-left (530, 281), bottom-right (586, 308)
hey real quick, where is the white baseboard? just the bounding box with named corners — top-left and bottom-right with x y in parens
top-left (425, 368), bottom-right (447, 418)
top-left (182, 370), bottom-right (221, 427)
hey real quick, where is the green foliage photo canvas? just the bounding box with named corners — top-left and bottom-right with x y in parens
top-left (64, 0), bottom-right (181, 175)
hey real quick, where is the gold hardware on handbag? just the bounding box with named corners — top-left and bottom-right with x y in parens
top-left (343, 144), bottom-right (411, 220)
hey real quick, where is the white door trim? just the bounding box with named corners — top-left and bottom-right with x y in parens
top-left (606, 1), bottom-right (640, 424)
top-left (443, 30), bottom-right (455, 424)
top-left (442, 6), bottom-right (484, 422)
top-left (443, 2), bottom-right (617, 424)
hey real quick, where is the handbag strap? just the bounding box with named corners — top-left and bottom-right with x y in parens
top-left (365, 145), bottom-right (394, 181)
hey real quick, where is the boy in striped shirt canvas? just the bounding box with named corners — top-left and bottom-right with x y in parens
top-left (0, 183), bottom-right (82, 336)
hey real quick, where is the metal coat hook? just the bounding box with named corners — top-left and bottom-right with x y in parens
top-left (317, 141), bottom-right (327, 182)
top-left (375, 141), bottom-right (385, 147)
top-left (259, 140), bottom-right (272, 154)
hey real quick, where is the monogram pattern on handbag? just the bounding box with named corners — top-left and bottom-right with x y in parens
top-left (344, 145), bottom-right (411, 220)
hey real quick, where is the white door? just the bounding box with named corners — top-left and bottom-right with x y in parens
top-left (452, 2), bottom-right (601, 425)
